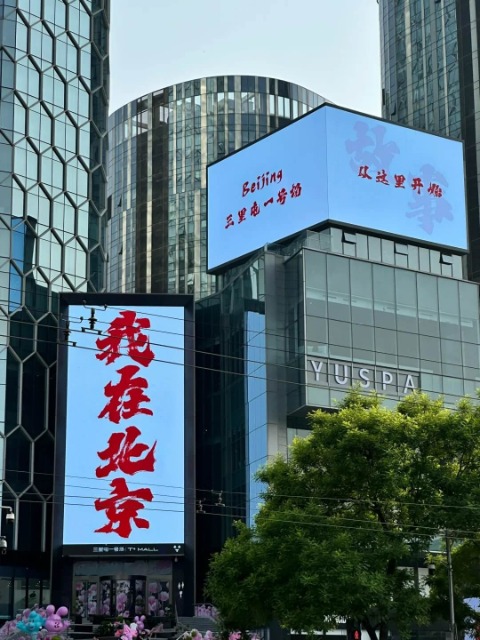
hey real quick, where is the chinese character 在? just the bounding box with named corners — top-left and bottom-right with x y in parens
top-left (427, 183), bottom-right (443, 198)
top-left (94, 477), bottom-right (154, 539)
top-left (96, 425), bottom-right (157, 478)
top-left (290, 183), bottom-right (302, 198)
top-left (250, 201), bottom-right (260, 217)
top-left (394, 174), bottom-right (406, 189)
top-left (411, 177), bottom-right (424, 194)
top-left (98, 364), bottom-right (153, 424)
top-left (263, 197), bottom-right (274, 207)
top-left (277, 188), bottom-right (287, 205)
top-left (237, 208), bottom-right (247, 224)
top-left (225, 214), bottom-right (234, 229)
top-left (358, 165), bottom-right (372, 180)
top-left (376, 169), bottom-right (389, 185)
top-left (96, 311), bottom-right (154, 367)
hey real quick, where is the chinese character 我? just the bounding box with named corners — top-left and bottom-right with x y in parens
top-left (96, 311), bottom-right (154, 367)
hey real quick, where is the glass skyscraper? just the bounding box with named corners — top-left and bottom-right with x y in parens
top-left (107, 75), bottom-right (325, 299)
top-left (379, 0), bottom-right (480, 279)
top-left (0, 0), bottom-right (109, 612)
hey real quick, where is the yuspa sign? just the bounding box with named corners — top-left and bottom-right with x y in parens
top-left (307, 358), bottom-right (418, 395)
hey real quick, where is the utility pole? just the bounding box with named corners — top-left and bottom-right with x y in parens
top-left (445, 530), bottom-right (456, 640)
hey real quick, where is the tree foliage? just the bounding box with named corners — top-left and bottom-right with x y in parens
top-left (206, 390), bottom-right (480, 640)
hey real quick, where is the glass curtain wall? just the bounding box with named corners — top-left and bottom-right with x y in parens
top-left (379, 0), bottom-right (480, 280)
top-left (107, 75), bottom-right (325, 299)
top-left (0, 0), bottom-right (109, 583)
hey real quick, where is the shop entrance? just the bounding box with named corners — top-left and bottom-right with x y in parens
top-left (72, 559), bottom-right (172, 621)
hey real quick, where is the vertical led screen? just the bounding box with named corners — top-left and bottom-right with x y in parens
top-left (62, 304), bottom-right (185, 545)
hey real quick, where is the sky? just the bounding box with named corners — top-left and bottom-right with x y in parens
top-left (109, 0), bottom-right (382, 118)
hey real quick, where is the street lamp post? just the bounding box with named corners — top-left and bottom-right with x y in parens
top-left (445, 530), bottom-right (456, 640)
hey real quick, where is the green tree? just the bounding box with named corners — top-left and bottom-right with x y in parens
top-left (429, 538), bottom-right (480, 636)
top-left (206, 390), bottom-right (480, 640)
top-left (205, 523), bottom-right (273, 634)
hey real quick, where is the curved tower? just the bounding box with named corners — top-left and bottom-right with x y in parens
top-left (107, 75), bottom-right (326, 298)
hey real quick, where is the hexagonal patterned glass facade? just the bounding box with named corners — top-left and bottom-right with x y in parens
top-left (107, 76), bottom-right (326, 299)
top-left (0, 0), bottom-right (109, 560)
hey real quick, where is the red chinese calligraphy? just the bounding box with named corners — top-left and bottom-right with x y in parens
top-left (250, 201), bottom-right (260, 217)
top-left (277, 188), bottom-right (287, 205)
top-left (96, 426), bottom-right (157, 478)
top-left (427, 183), bottom-right (443, 198)
top-left (394, 174), bottom-right (406, 189)
top-left (376, 169), bottom-right (389, 185)
top-left (99, 364), bottom-right (153, 424)
top-left (225, 214), bottom-right (234, 229)
top-left (411, 177), bottom-right (424, 194)
top-left (96, 311), bottom-right (154, 367)
top-left (94, 477), bottom-right (154, 538)
top-left (264, 197), bottom-right (274, 207)
top-left (358, 165), bottom-right (372, 180)
top-left (290, 183), bottom-right (302, 198)
top-left (238, 208), bottom-right (247, 223)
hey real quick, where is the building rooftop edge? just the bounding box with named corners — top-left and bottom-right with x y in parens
top-left (108, 73), bottom-right (330, 117)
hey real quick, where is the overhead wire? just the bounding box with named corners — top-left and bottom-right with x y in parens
top-left (0, 293), bottom-right (478, 543)
top-left (0, 309), bottom-right (474, 395)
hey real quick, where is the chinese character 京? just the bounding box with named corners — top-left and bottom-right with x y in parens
top-left (290, 183), bottom-right (302, 198)
top-left (376, 169), bottom-right (389, 185)
top-left (99, 364), bottom-right (153, 424)
top-left (358, 165), bottom-right (372, 180)
top-left (225, 214), bottom-right (234, 229)
top-left (277, 188), bottom-right (288, 205)
top-left (94, 477), bottom-right (154, 539)
top-left (250, 201), bottom-right (260, 217)
top-left (96, 311), bottom-right (154, 367)
top-left (96, 425), bottom-right (157, 478)
top-left (427, 182), bottom-right (443, 198)
top-left (237, 208), bottom-right (247, 224)
top-left (411, 177), bottom-right (424, 194)
top-left (394, 174), bottom-right (406, 189)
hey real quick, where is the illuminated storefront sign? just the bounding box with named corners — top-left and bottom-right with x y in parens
top-left (207, 104), bottom-right (467, 271)
top-left (62, 304), bottom-right (185, 545)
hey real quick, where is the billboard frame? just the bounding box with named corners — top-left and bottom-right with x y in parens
top-left (206, 102), bottom-right (469, 274)
top-left (52, 293), bottom-right (195, 610)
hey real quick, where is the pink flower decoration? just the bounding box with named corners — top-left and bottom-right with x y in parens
top-left (159, 592), bottom-right (169, 603)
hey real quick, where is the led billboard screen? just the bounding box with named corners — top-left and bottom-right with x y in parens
top-left (62, 304), bottom-right (186, 545)
top-left (207, 104), bottom-right (467, 271)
